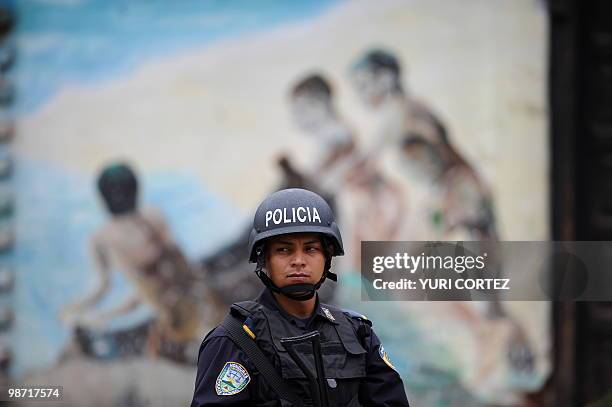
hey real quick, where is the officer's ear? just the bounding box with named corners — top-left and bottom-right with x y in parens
top-left (256, 243), bottom-right (268, 269)
top-left (320, 236), bottom-right (334, 258)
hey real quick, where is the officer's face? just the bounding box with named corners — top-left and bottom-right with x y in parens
top-left (265, 233), bottom-right (326, 287)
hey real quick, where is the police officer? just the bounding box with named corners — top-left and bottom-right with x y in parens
top-left (191, 188), bottom-right (410, 406)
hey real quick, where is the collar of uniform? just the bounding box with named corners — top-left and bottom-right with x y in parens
top-left (256, 288), bottom-right (339, 326)
top-left (315, 302), bottom-right (340, 325)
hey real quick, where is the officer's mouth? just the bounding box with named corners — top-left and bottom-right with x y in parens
top-left (286, 272), bottom-right (311, 282)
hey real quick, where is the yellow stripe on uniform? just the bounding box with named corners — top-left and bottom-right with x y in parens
top-left (242, 324), bottom-right (256, 339)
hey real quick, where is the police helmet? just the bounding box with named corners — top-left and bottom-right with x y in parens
top-left (248, 188), bottom-right (344, 301)
top-left (248, 188), bottom-right (343, 263)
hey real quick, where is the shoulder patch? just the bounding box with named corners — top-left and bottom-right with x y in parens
top-left (215, 362), bottom-right (250, 396)
top-left (379, 345), bottom-right (397, 371)
top-left (342, 309), bottom-right (372, 326)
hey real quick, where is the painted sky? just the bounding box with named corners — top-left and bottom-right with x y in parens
top-left (13, 0), bottom-right (341, 114)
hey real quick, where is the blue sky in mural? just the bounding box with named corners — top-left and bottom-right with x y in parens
top-left (14, 0), bottom-right (341, 114)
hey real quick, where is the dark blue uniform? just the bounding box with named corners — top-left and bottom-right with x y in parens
top-left (191, 289), bottom-right (410, 406)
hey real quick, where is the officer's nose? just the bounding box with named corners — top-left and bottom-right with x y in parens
top-left (290, 250), bottom-right (307, 268)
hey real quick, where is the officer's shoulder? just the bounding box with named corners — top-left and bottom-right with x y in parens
top-left (340, 307), bottom-right (372, 327)
top-left (230, 300), bottom-right (262, 319)
top-left (201, 325), bottom-right (249, 355)
top-left (203, 300), bottom-right (261, 342)
top-left (202, 324), bottom-right (232, 343)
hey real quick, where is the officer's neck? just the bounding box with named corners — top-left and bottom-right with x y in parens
top-left (273, 292), bottom-right (316, 319)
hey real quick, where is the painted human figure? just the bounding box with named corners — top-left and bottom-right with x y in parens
top-left (288, 73), bottom-right (405, 266)
top-left (60, 162), bottom-right (218, 363)
top-left (350, 48), bottom-right (535, 391)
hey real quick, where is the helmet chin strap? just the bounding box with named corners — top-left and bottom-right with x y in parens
top-left (254, 245), bottom-right (337, 302)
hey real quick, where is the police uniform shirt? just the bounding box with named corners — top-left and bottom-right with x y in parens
top-left (191, 289), bottom-right (410, 406)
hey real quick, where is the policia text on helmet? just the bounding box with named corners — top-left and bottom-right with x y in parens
top-left (247, 188), bottom-right (344, 301)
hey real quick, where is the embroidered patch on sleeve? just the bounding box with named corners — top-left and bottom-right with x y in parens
top-left (215, 362), bottom-right (250, 396)
top-left (379, 345), bottom-right (397, 371)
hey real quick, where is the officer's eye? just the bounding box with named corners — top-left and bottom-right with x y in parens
top-left (305, 246), bottom-right (320, 253)
top-left (276, 247), bottom-right (290, 253)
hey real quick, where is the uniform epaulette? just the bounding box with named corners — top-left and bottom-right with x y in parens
top-left (230, 301), bottom-right (261, 319)
top-left (342, 309), bottom-right (372, 326)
